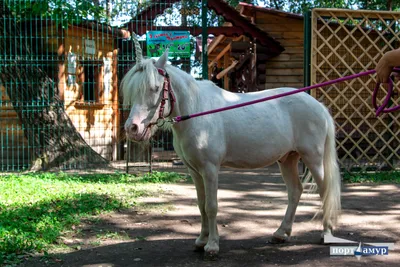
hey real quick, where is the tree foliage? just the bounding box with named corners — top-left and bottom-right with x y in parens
top-left (255, 0), bottom-right (400, 13)
top-left (7, 0), bottom-right (105, 23)
top-left (6, 0), bottom-right (400, 27)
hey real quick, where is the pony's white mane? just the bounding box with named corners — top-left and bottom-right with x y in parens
top-left (120, 58), bottom-right (157, 107)
top-left (120, 57), bottom-right (202, 109)
top-left (164, 63), bottom-right (201, 103)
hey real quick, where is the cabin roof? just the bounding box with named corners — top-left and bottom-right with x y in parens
top-left (123, 0), bottom-right (285, 57)
top-left (239, 2), bottom-right (303, 20)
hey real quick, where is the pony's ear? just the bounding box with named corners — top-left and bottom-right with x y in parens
top-left (155, 49), bottom-right (169, 70)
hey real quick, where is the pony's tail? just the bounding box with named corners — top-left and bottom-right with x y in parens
top-left (321, 115), bottom-right (341, 229)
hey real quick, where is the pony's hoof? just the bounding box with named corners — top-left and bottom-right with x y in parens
top-left (194, 238), bottom-right (207, 252)
top-left (268, 236), bottom-right (287, 244)
top-left (204, 251), bottom-right (219, 261)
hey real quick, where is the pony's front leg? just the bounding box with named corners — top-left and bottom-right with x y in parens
top-left (188, 169), bottom-right (209, 250)
top-left (201, 163), bottom-right (220, 258)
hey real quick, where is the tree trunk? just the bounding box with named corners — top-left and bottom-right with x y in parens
top-left (181, 0), bottom-right (188, 27)
top-left (0, 2), bottom-right (109, 171)
top-left (387, 0), bottom-right (393, 10)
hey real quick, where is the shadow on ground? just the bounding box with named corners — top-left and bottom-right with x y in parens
top-left (21, 164), bottom-right (400, 267)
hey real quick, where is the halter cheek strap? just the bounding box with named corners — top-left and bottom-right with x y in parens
top-left (156, 68), bottom-right (176, 120)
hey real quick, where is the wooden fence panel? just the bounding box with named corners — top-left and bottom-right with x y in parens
top-left (311, 8), bottom-right (400, 171)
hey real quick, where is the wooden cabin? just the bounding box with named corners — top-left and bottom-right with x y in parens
top-left (209, 3), bottom-right (382, 92)
top-left (207, 3), bottom-right (304, 92)
top-left (239, 6), bottom-right (388, 115)
top-left (239, 4), bottom-right (305, 90)
top-left (0, 21), bottom-right (126, 170)
top-left (57, 22), bottom-right (121, 161)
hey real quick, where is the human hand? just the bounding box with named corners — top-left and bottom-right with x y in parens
top-left (375, 49), bottom-right (400, 83)
top-left (375, 54), bottom-right (393, 83)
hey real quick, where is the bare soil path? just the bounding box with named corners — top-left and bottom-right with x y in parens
top-left (22, 165), bottom-right (400, 266)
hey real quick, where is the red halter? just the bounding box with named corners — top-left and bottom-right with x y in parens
top-left (156, 68), bottom-right (176, 122)
top-left (134, 67), bottom-right (176, 141)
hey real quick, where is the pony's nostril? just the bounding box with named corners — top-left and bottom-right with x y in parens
top-left (130, 124), bottom-right (138, 134)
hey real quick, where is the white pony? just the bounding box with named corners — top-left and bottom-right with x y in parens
top-left (121, 39), bottom-right (341, 258)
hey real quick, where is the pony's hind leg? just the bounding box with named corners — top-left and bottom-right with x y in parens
top-left (301, 153), bottom-right (334, 239)
top-left (272, 152), bottom-right (303, 243)
top-left (300, 116), bottom-right (341, 241)
top-left (187, 168), bottom-right (209, 251)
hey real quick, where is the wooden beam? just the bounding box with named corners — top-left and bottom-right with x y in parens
top-left (223, 53), bottom-right (230, 90)
top-left (216, 60), bottom-right (238, 79)
top-left (208, 35), bottom-right (226, 55)
top-left (208, 43), bottom-right (231, 68)
top-left (234, 53), bottom-right (252, 71)
top-left (231, 41), bottom-right (252, 52)
top-left (233, 35), bottom-right (245, 42)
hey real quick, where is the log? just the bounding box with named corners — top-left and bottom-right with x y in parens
top-left (208, 43), bottom-right (231, 68)
top-left (216, 60), bottom-right (238, 79)
top-left (231, 41), bottom-right (252, 52)
top-left (208, 35), bottom-right (225, 55)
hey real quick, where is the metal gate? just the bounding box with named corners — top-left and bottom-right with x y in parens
top-left (309, 8), bottom-right (400, 171)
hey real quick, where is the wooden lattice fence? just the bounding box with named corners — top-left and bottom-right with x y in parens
top-left (311, 8), bottom-right (400, 171)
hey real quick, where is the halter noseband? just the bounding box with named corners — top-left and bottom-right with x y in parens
top-left (154, 68), bottom-right (176, 125)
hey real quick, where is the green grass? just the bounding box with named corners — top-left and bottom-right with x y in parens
top-left (0, 171), bottom-right (184, 266)
top-left (343, 171), bottom-right (400, 183)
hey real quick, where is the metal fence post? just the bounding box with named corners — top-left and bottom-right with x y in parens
top-left (126, 140), bottom-right (131, 174)
top-left (202, 0), bottom-right (208, 80)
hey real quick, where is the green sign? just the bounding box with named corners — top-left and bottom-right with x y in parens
top-left (146, 31), bottom-right (190, 58)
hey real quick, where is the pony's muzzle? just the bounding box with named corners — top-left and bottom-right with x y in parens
top-left (125, 121), bottom-right (152, 142)
top-left (128, 124), bottom-right (139, 135)
top-left (125, 123), bottom-right (141, 141)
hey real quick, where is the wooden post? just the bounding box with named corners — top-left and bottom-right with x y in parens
top-left (223, 53), bottom-right (230, 90)
top-left (112, 49), bottom-right (119, 161)
top-left (251, 40), bottom-right (257, 90)
top-left (57, 44), bottom-right (65, 102)
top-left (303, 10), bottom-right (311, 88)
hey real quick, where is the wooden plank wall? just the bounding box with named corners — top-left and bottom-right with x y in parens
top-left (255, 14), bottom-right (304, 89)
top-left (61, 26), bottom-right (119, 160)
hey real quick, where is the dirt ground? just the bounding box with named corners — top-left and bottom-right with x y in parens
top-left (22, 164), bottom-right (400, 267)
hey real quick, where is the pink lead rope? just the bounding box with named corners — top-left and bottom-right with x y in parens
top-left (173, 68), bottom-right (400, 123)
